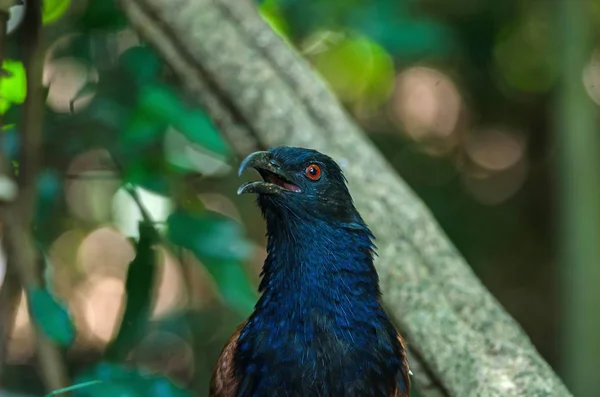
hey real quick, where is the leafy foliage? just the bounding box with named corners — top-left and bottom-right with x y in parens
top-left (137, 84), bottom-right (230, 157)
top-left (78, 0), bottom-right (128, 31)
top-left (258, 0), bottom-right (450, 56)
top-left (43, 0), bottom-right (72, 25)
top-left (27, 287), bottom-right (75, 346)
top-left (167, 210), bottom-right (256, 315)
top-left (105, 221), bottom-right (159, 360)
top-left (71, 362), bottom-right (193, 397)
top-left (1, 2), bottom-right (249, 394)
top-left (258, 0), bottom-right (450, 105)
top-left (0, 60), bottom-right (27, 114)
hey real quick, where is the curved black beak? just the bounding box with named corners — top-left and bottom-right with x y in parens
top-left (237, 151), bottom-right (301, 195)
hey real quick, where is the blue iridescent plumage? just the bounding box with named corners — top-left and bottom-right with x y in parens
top-left (210, 147), bottom-right (410, 397)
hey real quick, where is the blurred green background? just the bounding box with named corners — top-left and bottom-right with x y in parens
top-left (0, 0), bottom-right (598, 395)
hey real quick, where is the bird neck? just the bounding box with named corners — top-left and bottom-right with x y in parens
top-left (255, 215), bottom-right (382, 314)
top-left (234, 213), bottom-right (404, 396)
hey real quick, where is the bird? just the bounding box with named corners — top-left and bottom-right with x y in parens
top-left (210, 147), bottom-right (410, 397)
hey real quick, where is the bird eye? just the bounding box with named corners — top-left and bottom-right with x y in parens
top-left (305, 164), bottom-right (321, 180)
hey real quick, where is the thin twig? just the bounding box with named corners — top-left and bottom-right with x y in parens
top-left (123, 183), bottom-right (154, 224)
top-left (0, 1), bottom-right (22, 383)
top-left (17, 0), bottom-right (44, 220)
top-left (45, 380), bottom-right (103, 396)
top-left (0, 0), bottom-right (69, 392)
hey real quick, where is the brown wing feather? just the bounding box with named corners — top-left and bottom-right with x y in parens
top-left (210, 321), bottom-right (247, 397)
top-left (390, 332), bottom-right (411, 397)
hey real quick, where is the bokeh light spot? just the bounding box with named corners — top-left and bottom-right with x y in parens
top-left (77, 226), bottom-right (135, 279)
top-left (65, 150), bottom-right (121, 224)
top-left (47, 229), bottom-right (88, 296)
top-left (152, 247), bottom-right (186, 318)
top-left (465, 128), bottom-right (526, 172)
top-left (44, 57), bottom-right (99, 113)
top-left (582, 48), bottom-right (600, 106)
top-left (462, 158), bottom-right (528, 205)
top-left (391, 66), bottom-right (462, 144)
top-left (8, 291), bottom-right (34, 363)
top-left (78, 275), bottom-right (126, 343)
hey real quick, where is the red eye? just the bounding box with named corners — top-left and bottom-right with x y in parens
top-left (305, 164), bottom-right (321, 180)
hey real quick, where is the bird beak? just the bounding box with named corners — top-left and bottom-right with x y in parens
top-left (237, 151), bottom-right (301, 195)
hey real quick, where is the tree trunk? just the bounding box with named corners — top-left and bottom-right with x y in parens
top-left (119, 0), bottom-right (572, 395)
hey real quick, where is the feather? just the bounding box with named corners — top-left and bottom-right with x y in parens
top-left (391, 332), bottom-right (411, 397)
top-left (210, 147), bottom-right (411, 396)
top-left (210, 322), bottom-right (245, 397)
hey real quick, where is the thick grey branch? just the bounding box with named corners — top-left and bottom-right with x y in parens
top-left (120, 0), bottom-right (571, 395)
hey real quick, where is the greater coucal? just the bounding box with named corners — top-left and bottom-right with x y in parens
top-left (210, 147), bottom-right (410, 397)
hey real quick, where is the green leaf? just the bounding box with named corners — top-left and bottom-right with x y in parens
top-left (167, 210), bottom-right (256, 314)
top-left (86, 97), bottom-right (130, 132)
top-left (282, 0), bottom-right (365, 37)
top-left (119, 46), bottom-right (162, 85)
top-left (27, 287), bottom-right (75, 346)
top-left (167, 211), bottom-right (251, 262)
top-left (121, 159), bottom-right (170, 195)
top-left (105, 222), bottom-right (158, 361)
top-left (208, 260), bottom-right (257, 315)
top-left (79, 0), bottom-right (128, 31)
top-left (345, 1), bottom-right (450, 58)
top-left (138, 84), bottom-right (182, 122)
top-left (121, 108), bottom-right (168, 147)
top-left (372, 18), bottom-right (450, 57)
top-left (146, 377), bottom-right (192, 397)
top-left (43, 0), bottom-right (72, 25)
top-left (73, 363), bottom-right (194, 397)
top-left (258, 0), bottom-right (293, 42)
top-left (117, 106), bottom-right (170, 195)
top-left (76, 382), bottom-right (142, 397)
top-left (138, 84), bottom-right (230, 156)
top-left (177, 110), bottom-right (230, 157)
top-left (0, 59), bottom-right (27, 114)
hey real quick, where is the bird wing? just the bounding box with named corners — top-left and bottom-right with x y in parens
top-left (209, 321), bottom-right (246, 397)
top-left (210, 323), bottom-right (411, 397)
top-left (390, 332), bottom-right (411, 397)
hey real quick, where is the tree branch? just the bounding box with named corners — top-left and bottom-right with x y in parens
top-left (0, 2), bottom-right (22, 382)
top-left (119, 0), bottom-right (572, 395)
top-left (0, 0), bottom-right (68, 392)
top-left (556, 1), bottom-right (600, 395)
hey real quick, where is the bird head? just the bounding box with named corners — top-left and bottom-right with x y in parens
top-left (237, 147), bottom-right (360, 225)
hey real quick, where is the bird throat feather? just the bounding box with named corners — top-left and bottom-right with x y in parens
top-left (233, 213), bottom-right (405, 396)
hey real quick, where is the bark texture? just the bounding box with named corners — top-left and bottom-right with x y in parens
top-left (119, 0), bottom-right (572, 395)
